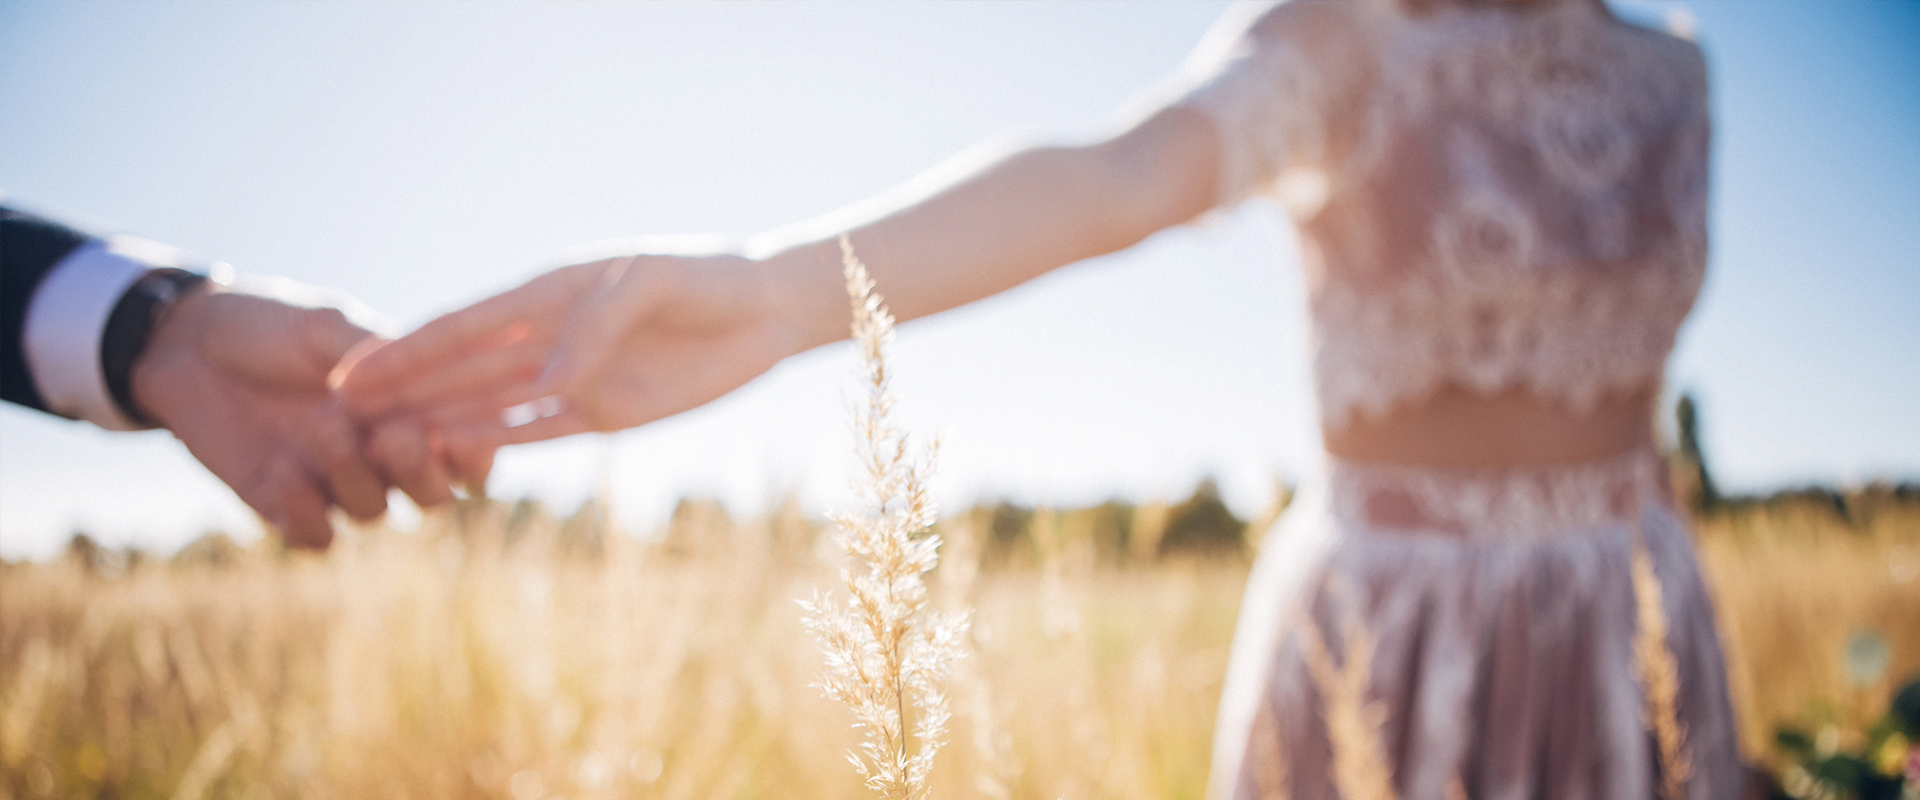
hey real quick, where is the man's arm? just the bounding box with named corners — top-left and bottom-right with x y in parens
top-left (1, 205), bottom-right (469, 548)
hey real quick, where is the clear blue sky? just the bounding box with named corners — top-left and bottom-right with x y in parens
top-left (2, 1), bottom-right (1916, 560)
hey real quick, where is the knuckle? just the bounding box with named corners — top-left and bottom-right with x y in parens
top-left (262, 462), bottom-right (333, 550)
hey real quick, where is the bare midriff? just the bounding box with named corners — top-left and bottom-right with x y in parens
top-left (1322, 383), bottom-right (1658, 469)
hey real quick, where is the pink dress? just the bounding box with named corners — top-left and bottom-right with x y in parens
top-left (1171, 2), bottom-right (1742, 797)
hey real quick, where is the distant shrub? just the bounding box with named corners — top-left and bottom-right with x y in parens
top-left (1155, 478), bottom-right (1247, 561)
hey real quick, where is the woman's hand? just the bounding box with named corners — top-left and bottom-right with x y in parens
top-left (339, 251), bottom-right (803, 450)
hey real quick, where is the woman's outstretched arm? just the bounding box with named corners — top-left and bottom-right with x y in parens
top-left (339, 94), bottom-right (1228, 445)
top-left (746, 105), bottom-right (1221, 351)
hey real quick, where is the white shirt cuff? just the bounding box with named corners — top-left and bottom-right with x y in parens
top-left (22, 236), bottom-right (199, 431)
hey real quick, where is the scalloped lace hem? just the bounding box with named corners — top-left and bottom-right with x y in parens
top-left (1325, 448), bottom-right (1669, 538)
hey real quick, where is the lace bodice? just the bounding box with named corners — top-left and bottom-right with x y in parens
top-left (1175, 0), bottom-right (1709, 428)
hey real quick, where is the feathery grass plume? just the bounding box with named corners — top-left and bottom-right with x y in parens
top-left (1298, 574), bottom-right (1397, 800)
top-left (800, 236), bottom-right (970, 800)
top-left (1630, 528), bottom-right (1693, 800)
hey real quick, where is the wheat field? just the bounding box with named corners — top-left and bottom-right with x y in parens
top-left (2, 480), bottom-right (1916, 800)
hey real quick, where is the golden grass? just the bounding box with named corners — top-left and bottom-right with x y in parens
top-left (1692, 490), bottom-right (1920, 771)
top-left (1, 488), bottom-right (1914, 799)
top-left (0, 517), bottom-right (1239, 800)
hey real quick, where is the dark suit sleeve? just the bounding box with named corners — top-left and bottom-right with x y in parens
top-left (1, 206), bottom-right (91, 411)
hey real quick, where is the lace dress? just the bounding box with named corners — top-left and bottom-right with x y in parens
top-left (1171, 2), bottom-right (1742, 798)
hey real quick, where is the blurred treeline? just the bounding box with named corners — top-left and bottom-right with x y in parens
top-left (56, 463), bottom-right (1918, 582)
top-left (60, 478), bottom-right (1279, 579)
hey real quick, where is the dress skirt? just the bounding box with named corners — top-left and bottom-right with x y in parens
top-left (1208, 449), bottom-right (1743, 800)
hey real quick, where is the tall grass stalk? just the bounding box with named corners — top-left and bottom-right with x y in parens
top-left (1630, 530), bottom-right (1694, 800)
top-left (800, 237), bottom-right (970, 800)
top-left (1298, 575), bottom-right (1396, 800)
top-left (1249, 703), bottom-right (1291, 800)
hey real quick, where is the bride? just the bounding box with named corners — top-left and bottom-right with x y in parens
top-left (343, 1), bottom-right (1742, 796)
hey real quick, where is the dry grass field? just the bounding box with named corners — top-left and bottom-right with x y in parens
top-left (1, 481), bottom-right (1915, 800)
top-left (1693, 489), bottom-right (1920, 785)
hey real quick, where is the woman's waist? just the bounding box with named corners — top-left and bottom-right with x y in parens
top-left (1313, 440), bottom-right (1674, 540)
top-left (1322, 383), bottom-right (1658, 468)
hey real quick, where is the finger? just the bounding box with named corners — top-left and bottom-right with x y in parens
top-left (341, 287), bottom-right (554, 406)
top-left (264, 456), bottom-right (335, 550)
top-left (367, 419), bottom-right (457, 508)
top-left (343, 322), bottom-right (534, 418)
top-left (445, 403), bottom-right (596, 448)
top-left (376, 335), bottom-right (551, 415)
top-left (441, 437), bottom-right (497, 498)
top-left (306, 406), bottom-right (389, 521)
top-left (418, 382), bottom-right (554, 430)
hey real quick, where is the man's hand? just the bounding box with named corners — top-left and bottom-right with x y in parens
top-left (130, 282), bottom-right (473, 549)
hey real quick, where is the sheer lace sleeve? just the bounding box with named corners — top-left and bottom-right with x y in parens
top-left (1171, 1), bottom-right (1349, 210)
